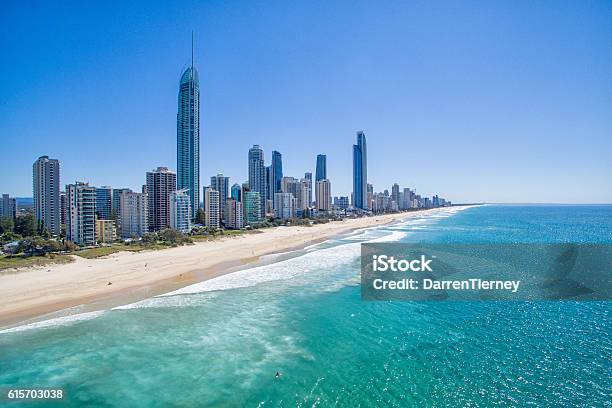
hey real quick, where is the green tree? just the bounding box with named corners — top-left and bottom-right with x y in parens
top-left (14, 213), bottom-right (36, 237)
top-left (0, 217), bottom-right (14, 234)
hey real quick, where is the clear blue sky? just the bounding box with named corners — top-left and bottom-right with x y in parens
top-left (1, 0), bottom-right (611, 203)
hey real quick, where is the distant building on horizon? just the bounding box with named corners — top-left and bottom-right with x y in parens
top-left (248, 145), bottom-right (267, 213)
top-left (33, 155), bottom-right (61, 235)
top-left (316, 179), bottom-right (331, 211)
top-left (66, 182), bottom-right (96, 245)
top-left (0, 194), bottom-right (17, 219)
top-left (119, 191), bottom-right (148, 238)
top-left (170, 188), bottom-right (191, 233)
top-left (204, 187), bottom-right (220, 229)
top-left (315, 154), bottom-right (326, 182)
top-left (177, 45), bottom-right (200, 219)
top-left (352, 131), bottom-right (368, 210)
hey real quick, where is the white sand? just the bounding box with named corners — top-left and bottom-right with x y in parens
top-left (0, 208), bottom-right (457, 326)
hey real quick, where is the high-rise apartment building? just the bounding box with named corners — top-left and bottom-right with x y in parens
top-left (270, 150), bottom-right (283, 199)
top-left (146, 167), bottom-right (177, 231)
top-left (391, 183), bottom-right (400, 207)
top-left (243, 191), bottom-right (262, 224)
top-left (204, 187), bottom-right (220, 229)
top-left (170, 188), bottom-right (191, 233)
top-left (95, 186), bottom-right (112, 220)
top-left (316, 179), bottom-right (331, 211)
top-left (66, 182), bottom-right (96, 245)
top-left (304, 172), bottom-right (312, 206)
top-left (33, 155), bottom-right (61, 235)
top-left (119, 191), bottom-right (148, 238)
top-left (248, 145), bottom-right (266, 212)
top-left (210, 173), bottom-right (230, 222)
top-left (274, 192), bottom-right (296, 220)
top-left (225, 198), bottom-right (244, 229)
top-left (0, 194), bottom-right (17, 219)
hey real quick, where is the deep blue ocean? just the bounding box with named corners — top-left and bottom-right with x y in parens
top-left (0, 205), bottom-right (610, 407)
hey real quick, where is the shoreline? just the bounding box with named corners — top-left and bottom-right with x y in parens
top-left (0, 207), bottom-right (469, 329)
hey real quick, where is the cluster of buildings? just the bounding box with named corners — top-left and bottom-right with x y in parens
top-left (0, 45), bottom-right (451, 247)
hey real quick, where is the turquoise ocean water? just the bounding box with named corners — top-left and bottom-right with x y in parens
top-left (0, 205), bottom-right (610, 407)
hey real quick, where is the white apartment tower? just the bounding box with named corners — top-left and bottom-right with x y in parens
top-left (170, 188), bottom-right (192, 233)
top-left (120, 191), bottom-right (148, 238)
top-left (33, 155), bottom-right (61, 235)
top-left (204, 187), bottom-right (220, 229)
top-left (66, 182), bottom-right (96, 245)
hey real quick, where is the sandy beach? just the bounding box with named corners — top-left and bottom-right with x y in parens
top-left (0, 208), bottom-right (460, 328)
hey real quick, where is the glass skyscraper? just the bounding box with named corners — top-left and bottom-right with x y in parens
top-left (352, 131), bottom-right (368, 210)
top-left (248, 145), bottom-right (267, 212)
top-left (315, 154), bottom-right (327, 181)
top-left (271, 150), bottom-right (283, 197)
top-left (177, 52), bottom-right (200, 219)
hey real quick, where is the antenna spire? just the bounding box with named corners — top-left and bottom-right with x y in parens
top-left (191, 30), bottom-right (194, 69)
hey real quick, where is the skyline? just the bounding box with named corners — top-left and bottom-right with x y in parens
top-left (1, 1), bottom-right (611, 203)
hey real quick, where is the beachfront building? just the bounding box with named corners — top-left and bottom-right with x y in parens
top-left (210, 173), bottom-right (230, 221)
top-left (243, 191), bottom-right (262, 224)
top-left (119, 191), bottom-right (148, 238)
top-left (248, 145), bottom-right (267, 213)
top-left (316, 179), bottom-right (331, 212)
top-left (96, 219), bottom-right (116, 243)
top-left (177, 47), bottom-right (200, 219)
top-left (204, 187), bottom-right (220, 229)
top-left (95, 186), bottom-right (112, 220)
top-left (146, 167), bottom-right (177, 231)
top-left (170, 189), bottom-right (191, 233)
top-left (66, 182), bottom-right (96, 245)
top-left (111, 188), bottom-right (131, 219)
top-left (274, 192), bottom-right (296, 220)
top-left (225, 198), bottom-right (244, 229)
top-left (0, 194), bottom-right (17, 219)
top-left (352, 131), bottom-right (368, 210)
top-left (33, 155), bottom-right (61, 235)
top-left (315, 154), bottom-right (326, 181)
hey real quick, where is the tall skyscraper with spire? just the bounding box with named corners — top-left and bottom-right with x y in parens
top-left (353, 131), bottom-right (368, 210)
top-left (177, 34), bottom-right (200, 218)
